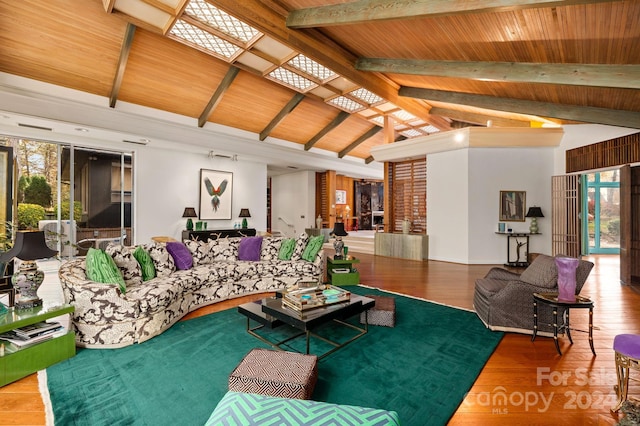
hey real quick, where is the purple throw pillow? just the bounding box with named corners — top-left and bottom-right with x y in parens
top-left (238, 236), bottom-right (263, 261)
top-left (166, 242), bottom-right (193, 270)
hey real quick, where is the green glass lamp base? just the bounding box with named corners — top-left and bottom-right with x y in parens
top-left (186, 218), bottom-right (194, 231)
top-left (242, 218), bottom-right (248, 229)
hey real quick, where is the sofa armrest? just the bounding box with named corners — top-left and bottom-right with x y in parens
top-left (484, 267), bottom-right (521, 281)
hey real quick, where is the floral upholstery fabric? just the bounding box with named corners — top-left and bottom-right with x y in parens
top-left (58, 236), bottom-right (324, 348)
top-left (260, 237), bottom-right (283, 261)
top-left (291, 233), bottom-right (310, 261)
top-left (184, 239), bottom-right (213, 266)
top-left (145, 242), bottom-right (176, 278)
top-left (105, 243), bottom-right (143, 286)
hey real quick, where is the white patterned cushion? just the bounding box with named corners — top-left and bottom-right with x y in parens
top-left (260, 237), bottom-right (283, 261)
top-left (105, 244), bottom-right (143, 286)
top-left (144, 242), bottom-right (176, 278)
top-left (184, 239), bottom-right (213, 266)
top-left (291, 233), bottom-right (309, 261)
top-left (210, 237), bottom-right (240, 261)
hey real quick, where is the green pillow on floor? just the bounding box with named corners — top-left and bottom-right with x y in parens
top-left (86, 248), bottom-right (126, 294)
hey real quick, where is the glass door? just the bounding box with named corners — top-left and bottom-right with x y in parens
top-left (583, 170), bottom-right (620, 254)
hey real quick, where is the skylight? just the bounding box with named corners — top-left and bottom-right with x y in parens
top-left (288, 55), bottom-right (336, 81)
top-left (349, 88), bottom-right (383, 105)
top-left (268, 67), bottom-right (316, 92)
top-left (183, 0), bottom-right (260, 43)
top-left (327, 96), bottom-right (366, 113)
top-left (420, 125), bottom-right (440, 134)
top-left (170, 20), bottom-right (240, 58)
top-left (392, 110), bottom-right (418, 122)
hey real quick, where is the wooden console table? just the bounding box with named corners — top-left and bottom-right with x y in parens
top-left (374, 233), bottom-right (429, 261)
top-left (182, 228), bottom-right (256, 241)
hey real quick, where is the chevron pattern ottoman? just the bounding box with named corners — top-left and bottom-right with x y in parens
top-left (360, 295), bottom-right (396, 327)
top-left (206, 391), bottom-right (401, 426)
top-left (228, 349), bottom-right (318, 399)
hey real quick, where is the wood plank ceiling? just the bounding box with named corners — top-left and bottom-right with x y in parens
top-left (0, 0), bottom-right (638, 163)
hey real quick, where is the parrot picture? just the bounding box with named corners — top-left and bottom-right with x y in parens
top-left (204, 177), bottom-right (228, 212)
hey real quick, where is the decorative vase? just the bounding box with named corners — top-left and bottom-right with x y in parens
top-left (402, 219), bottom-right (410, 234)
top-left (556, 256), bottom-right (579, 301)
top-left (316, 215), bottom-right (323, 229)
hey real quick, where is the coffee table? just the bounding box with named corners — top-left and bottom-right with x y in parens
top-left (238, 294), bottom-right (375, 359)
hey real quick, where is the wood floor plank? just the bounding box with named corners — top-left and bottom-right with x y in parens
top-left (1, 253), bottom-right (632, 425)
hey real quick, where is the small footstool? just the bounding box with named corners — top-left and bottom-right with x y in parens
top-left (360, 295), bottom-right (396, 327)
top-left (228, 348), bottom-right (318, 400)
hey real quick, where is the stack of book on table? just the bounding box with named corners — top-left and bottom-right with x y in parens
top-left (0, 321), bottom-right (66, 353)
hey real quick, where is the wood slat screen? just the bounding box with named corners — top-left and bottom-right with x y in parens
top-left (316, 172), bottom-right (328, 227)
top-left (389, 159), bottom-right (426, 233)
top-left (551, 174), bottom-right (581, 257)
top-left (566, 132), bottom-right (640, 173)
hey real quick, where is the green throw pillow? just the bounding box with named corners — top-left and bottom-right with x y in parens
top-left (301, 235), bottom-right (324, 262)
top-left (133, 246), bottom-right (156, 281)
top-left (86, 248), bottom-right (127, 294)
top-left (278, 238), bottom-right (296, 260)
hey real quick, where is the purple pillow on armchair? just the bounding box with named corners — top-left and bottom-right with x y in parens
top-left (165, 242), bottom-right (193, 270)
top-left (238, 236), bottom-right (263, 261)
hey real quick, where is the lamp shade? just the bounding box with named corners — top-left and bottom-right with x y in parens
top-left (0, 231), bottom-right (58, 262)
top-left (331, 222), bottom-right (348, 237)
top-left (238, 208), bottom-right (251, 218)
top-left (182, 207), bottom-right (198, 218)
top-left (526, 207), bottom-right (544, 218)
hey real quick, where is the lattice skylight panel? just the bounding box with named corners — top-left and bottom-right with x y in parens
top-left (268, 67), bottom-right (316, 92)
top-left (349, 88), bottom-right (383, 105)
top-left (287, 55), bottom-right (335, 81)
top-left (184, 0), bottom-right (260, 43)
top-left (327, 96), bottom-right (365, 113)
top-left (401, 129), bottom-right (423, 138)
top-left (369, 116), bottom-right (385, 126)
top-left (420, 125), bottom-right (440, 134)
top-left (392, 110), bottom-right (418, 122)
top-left (170, 20), bottom-right (240, 58)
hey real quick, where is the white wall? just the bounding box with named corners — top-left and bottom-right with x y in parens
top-left (428, 146), bottom-right (554, 264)
top-left (136, 146), bottom-right (267, 242)
top-left (270, 171), bottom-right (315, 238)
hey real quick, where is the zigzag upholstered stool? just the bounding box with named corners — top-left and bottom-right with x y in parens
top-left (613, 334), bottom-right (640, 412)
top-left (228, 348), bottom-right (318, 399)
top-left (360, 295), bottom-right (396, 327)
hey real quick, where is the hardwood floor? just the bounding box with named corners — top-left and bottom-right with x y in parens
top-left (1, 254), bottom-right (635, 425)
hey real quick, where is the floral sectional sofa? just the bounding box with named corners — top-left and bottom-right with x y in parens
top-left (58, 234), bottom-right (325, 348)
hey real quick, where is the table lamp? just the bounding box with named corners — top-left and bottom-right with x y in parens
top-left (182, 207), bottom-right (198, 231)
top-left (526, 206), bottom-right (544, 234)
top-left (0, 231), bottom-right (58, 309)
top-left (239, 208), bottom-right (251, 229)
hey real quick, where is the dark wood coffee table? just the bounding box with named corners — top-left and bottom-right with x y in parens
top-left (238, 294), bottom-right (375, 359)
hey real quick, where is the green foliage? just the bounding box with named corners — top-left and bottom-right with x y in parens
top-left (607, 218), bottom-right (620, 236)
top-left (23, 175), bottom-right (52, 207)
top-left (17, 203), bottom-right (46, 230)
top-left (54, 201), bottom-right (83, 221)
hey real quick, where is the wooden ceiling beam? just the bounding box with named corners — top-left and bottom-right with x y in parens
top-left (198, 66), bottom-right (240, 128)
top-left (259, 93), bottom-right (305, 141)
top-left (109, 23), bottom-right (136, 109)
top-left (356, 58), bottom-right (640, 90)
top-left (305, 111), bottom-right (350, 150)
top-left (212, 0), bottom-right (451, 131)
top-left (339, 126), bottom-right (382, 158)
top-left (429, 107), bottom-right (530, 127)
top-left (287, 0), bottom-right (620, 28)
top-left (399, 86), bottom-right (640, 129)
top-left (365, 156), bottom-right (375, 164)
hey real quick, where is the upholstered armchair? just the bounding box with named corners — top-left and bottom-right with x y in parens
top-left (473, 254), bottom-right (594, 335)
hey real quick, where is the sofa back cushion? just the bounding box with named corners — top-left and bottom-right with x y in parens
top-left (105, 244), bottom-right (143, 286)
top-left (519, 254), bottom-right (558, 288)
top-left (291, 233), bottom-right (310, 261)
top-left (166, 242), bottom-right (193, 270)
top-left (145, 242), bottom-right (176, 277)
top-left (86, 248), bottom-right (126, 294)
top-left (260, 237), bottom-right (282, 261)
top-left (238, 236), bottom-right (263, 261)
top-left (210, 238), bottom-right (239, 261)
top-left (184, 239), bottom-right (213, 266)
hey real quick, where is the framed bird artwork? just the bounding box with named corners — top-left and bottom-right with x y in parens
top-left (199, 169), bottom-right (233, 220)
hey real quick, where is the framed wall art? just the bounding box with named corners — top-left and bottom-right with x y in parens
top-left (199, 169), bottom-right (232, 220)
top-left (335, 190), bottom-right (347, 205)
top-left (499, 190), bottom-right (526, 222)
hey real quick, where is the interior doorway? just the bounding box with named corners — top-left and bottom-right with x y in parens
top-left (582, 170), bottom-right (620, 255)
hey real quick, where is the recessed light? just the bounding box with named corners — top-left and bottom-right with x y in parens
top-left (75, 127), bottom-right (89, 132)
top-left (140, 138), bottom-right (151, 143)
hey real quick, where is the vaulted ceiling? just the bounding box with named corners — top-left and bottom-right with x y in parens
top-left (0, 0), bottom-right (638, 165)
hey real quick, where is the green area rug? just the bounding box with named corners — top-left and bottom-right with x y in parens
top-left (44, 286), bottom-right (503, 425)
